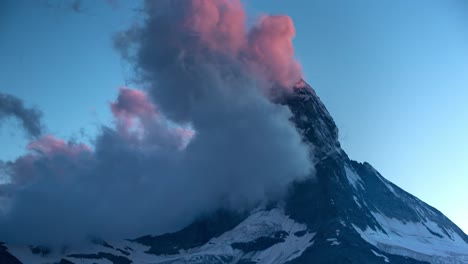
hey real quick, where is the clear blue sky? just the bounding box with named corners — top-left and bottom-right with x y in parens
top-left (1, 0), bottom-right (467, 233)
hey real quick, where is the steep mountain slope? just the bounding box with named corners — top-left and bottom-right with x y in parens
top-left (283, 81), bottom-right (468, 264)
top-left (3, 81), bottom-right (468, 263)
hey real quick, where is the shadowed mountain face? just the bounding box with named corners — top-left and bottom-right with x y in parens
top-left (3, 81), bottom-right (468, 264)
top-left (0, 243), bottom-right (21, 264)
top-left (282, 82), bottom-right (468, 263)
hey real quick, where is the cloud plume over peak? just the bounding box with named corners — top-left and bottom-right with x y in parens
top-left (116, 0), bottom-right (303, 122)
top-left (248, 15), bottom-right (302, 88)
top-left (0, 0), bottom-right (313, 245)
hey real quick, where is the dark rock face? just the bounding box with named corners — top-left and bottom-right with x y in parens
top-left (0, 243), bottom-right (21, 264)
top-left (284, 81), bottom-right (342, 157)
top-left (283, 82), bottom-right (467, 263)
top-left (134, 209), bottom-right (247, 255)
top-left (231, 231), bottom-right (288, 253)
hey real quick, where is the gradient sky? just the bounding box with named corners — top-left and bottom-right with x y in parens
top-left (1, 0), bottom-right (467, 233)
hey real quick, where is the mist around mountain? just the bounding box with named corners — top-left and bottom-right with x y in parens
top-left (1, 81), bottom-right (468, 264)
top-left (1, 1), bottom-right (467, 263)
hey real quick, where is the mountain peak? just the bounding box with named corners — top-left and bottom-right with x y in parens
top-left (283, 80), bottom-right (343, 159)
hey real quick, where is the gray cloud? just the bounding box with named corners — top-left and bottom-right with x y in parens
top-left (0, 93), bottom-right (43, 138)
top-left (0, 0), bottom-right (313, 246)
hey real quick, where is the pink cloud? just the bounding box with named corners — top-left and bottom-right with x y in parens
top-left (111, 88), bottom-right (158, 135)
top-left (248, 15), bottom-right (302, 88)
top-left (187, 0), bottom-right (247, 54)
top-left (27, 135), bottom-right (91, 156)
top-left (110, 88), bottom-right (194, 148)
top-left (111, 88), bottom-right (157, 118)
top-left (182, 0), bottom-right (302, 89)
top-left (9, 135), bottom-right (91, 185)
top-left (6, 86), bottom-right (193, 187)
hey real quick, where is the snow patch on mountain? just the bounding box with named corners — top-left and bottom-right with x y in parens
top-left (371, 249), bottom-right (390, 263)
top-left (155, 208), bottom-right (315, 264)
top-left (353, 211), bottom-right (468, 263)
top-left (5, 208), bottom-right (314, 264)
top-left (345, 165), bottom-right (364, 190)
top-left (326, 238), bottom-right (340, 246)
top-left (353, 195), bottom-right (362, 208)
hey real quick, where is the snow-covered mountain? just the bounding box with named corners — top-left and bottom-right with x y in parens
top-left (2, 81), bottom-right (467, 263)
